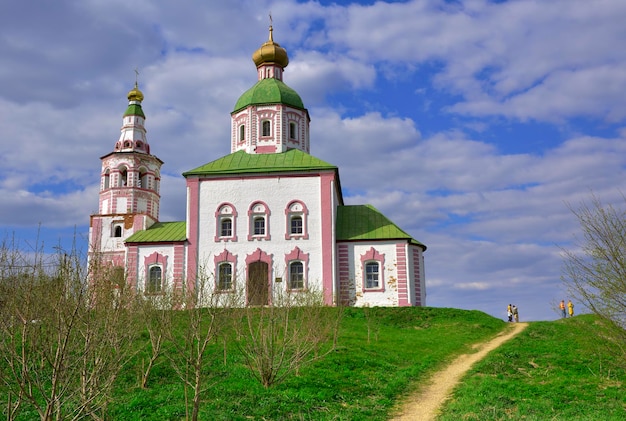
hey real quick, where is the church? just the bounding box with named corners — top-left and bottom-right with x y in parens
top-left (88, 26), bottom-right (427, 307)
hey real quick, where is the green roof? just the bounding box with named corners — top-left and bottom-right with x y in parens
top-left (336, 205), bottom-right (426, 249)
top-left (124, 103), bottom-right (145, 118)
top-left (233, 78), bottom-right (304, 112)
top-left (125, 221), bottom-right (186, 243)
top-left (183, 149), bottom-right (337, 177)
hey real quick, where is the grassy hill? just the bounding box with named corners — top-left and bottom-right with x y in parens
top-left (438, 314), bottom-right (625, 421)
top-left (3, 308), bottom-right (624, 420)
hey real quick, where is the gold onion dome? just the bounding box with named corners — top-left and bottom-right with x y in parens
top-left (252, 25), bottom-right (289, 68)
top-left (127, 82), bottom-right (144, 102)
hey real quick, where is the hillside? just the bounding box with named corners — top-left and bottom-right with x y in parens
top-left (2, 308), bottom-right (624, 420)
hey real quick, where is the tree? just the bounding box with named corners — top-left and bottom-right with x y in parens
top-left (561, 194), bottom-right (626, 362)
top-left (0, 239), bottom-right (140, 420)
top-left (163, 268), bottom-right (240, 421)
top-left (232, 284), bottom-right (342, 388)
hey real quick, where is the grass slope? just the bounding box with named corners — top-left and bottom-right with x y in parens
top-left (112, 307), bottom-right (504, 421)
top-left (437, 315), bottom-right (626, 421)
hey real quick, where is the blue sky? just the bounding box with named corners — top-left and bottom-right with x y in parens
top-left (2, 0), bottom-right (626, 321)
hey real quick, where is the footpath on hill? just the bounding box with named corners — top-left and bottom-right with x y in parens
top-left (390, 322), bottom-right (528, 421)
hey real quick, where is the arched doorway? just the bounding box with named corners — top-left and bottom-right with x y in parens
top-left (247, 261), bottom-right (269, 306)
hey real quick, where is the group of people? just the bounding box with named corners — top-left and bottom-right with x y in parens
top-left (559, 300), bottom-right (574, 318)
top-left (506, 304), bottom-right (519, 322)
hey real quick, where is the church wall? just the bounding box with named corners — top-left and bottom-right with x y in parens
top-left (338, 240), bottom-right (417, 307)
top-left (131, 244), bottom-right (179, 295)
top-left (192, 173), bottom-right (331, 297)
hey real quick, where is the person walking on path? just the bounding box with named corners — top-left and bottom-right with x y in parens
top-left (512, 305), bottom-right (519, 322)
top-left (567, 300), bottom-right (574, 317)
top-left (507, 304), bottom-right (513, 322)
top-left (560, 300), bottom-right (566, 318)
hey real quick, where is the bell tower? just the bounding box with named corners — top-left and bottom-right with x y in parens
top-left (88, 82), bottom-right (163, 266)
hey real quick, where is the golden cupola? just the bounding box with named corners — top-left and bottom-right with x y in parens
top-left (127, 82), bottom-right (144, 102)
top-left (252, 25), bottom-right (289, 69)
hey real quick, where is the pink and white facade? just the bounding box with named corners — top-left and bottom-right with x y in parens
top-left (88, 28), bottom-right (426, 307)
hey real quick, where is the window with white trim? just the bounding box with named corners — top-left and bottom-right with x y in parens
top-left (262, 120), bottom-right (271, 137)
top-left (289, 122), bottom-right (297, 140)
top-left (285, 200), bottom-right (309, 240)
top-left (217, 262), bottom-right (233, 291)
top-left (147, 266), bottom-right (163, 294)
top-left (248, 202), bottom-right (270, 241)
top-left (364, 262), bottom-right (380, 289)
top-left (221, 218), bottom-right (232, 237)
top-left (290, 216), bottom-right (303, 234)
top-left (253, 216), bottom-right (265, 236)
top-left (215, 203), bottom-right (238, 242)
top-left (289, 261), bottom-right (304, 290)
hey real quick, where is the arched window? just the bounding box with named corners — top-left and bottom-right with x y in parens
top-left (103, 169), bottom-right (110, 190)
top-left (138, 167), bottom-right (149, 189)
top-left (248, 202), bottom-right (270, 241)
top-left (239, 124), bottom-right (245, 141)
top-left (217, 262), bottom-right (233, 291)
top-left (289, 122), bottom-right (297, 140)
top-left (364, 262), bottom-right (380, 289)
top-left (113, 224), bottom-right (122, 238)
top-left (119, 166), bottom-right (128, 187)
top-left (253, 216), bottom-right (265, 236)
top-left (360, 247), bottom-right (385, 292)
top-left (285, 200), bottom-right (309, 240)
top-left (154, 170), bottom-right (160, 193)
top-left (289, 261), bottom-right (304, 290)
top-left (221, 218), bottom-right (232, 237)
top-left (290, 216), bottom-right (303, 235)
top-left (147, 266), bottom-right (162, 294)
top-left (285, 247), bottom-right (309, 291)
top-left (262, 120), bottom-right (271, 137)
top-left (215, 203), bottom-right (238, 242)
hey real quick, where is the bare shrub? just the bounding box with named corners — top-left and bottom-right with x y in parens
top-left (0, 239), bottom-right (140, 420)
top-left (561, 194), bottom-right (626, 365)
top-left (163, 268), bottom-right (241, 421)
top-left (232, 284), bottom-right (342, 388)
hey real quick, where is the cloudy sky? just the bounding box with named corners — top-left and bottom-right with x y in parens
top-left (2, 0), bottom-right (625, 321)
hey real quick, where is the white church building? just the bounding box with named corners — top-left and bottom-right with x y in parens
top-left (88, 26), bottom-right (426, 307)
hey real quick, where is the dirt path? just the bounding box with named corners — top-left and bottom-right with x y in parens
top-left (390, 322), bottom-right (528, 421)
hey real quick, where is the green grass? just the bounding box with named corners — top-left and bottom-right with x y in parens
top-left (5, 308), bottom-right (625, 420)
top-left (437, 315), bottom-right (626, 421)
top-left (106, 307), bottom-right (504, 421)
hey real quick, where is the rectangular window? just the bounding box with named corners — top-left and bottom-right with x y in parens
top-left (290, 216), bottom-right (303, 234)
top-left (289, 262), bottom-right (304, 289)
top-left (148, 266), bottom-right (162, 293)
top-left (221, 218), bottom-right (232, 237)
top-left (365, 262), bottom-right (379, 289)
top-left (262, 120), bottom-right (271, 137)
top-left (218, 263), bottom-right (233, 290)
top-left (254, 217), bottom-right (265, 235)
top-left (289, 122), bottom-right (297, 139)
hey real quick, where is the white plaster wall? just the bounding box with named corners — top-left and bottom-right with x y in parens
top-left (95, 215), bottom-right (128, 253)
top-left (195, 174), bottom-right (327, 295)
top-left (134, 244), bottom-right (178, 293)
top-left (348, 241), bottom-right (402, 307)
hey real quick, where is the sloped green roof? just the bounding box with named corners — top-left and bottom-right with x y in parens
top-left (233, 78), bottom-right (304, 112)
top-left (125, 221), bottom-right (186, 243)
top-left (336, 205), bottom-right (426, 249)
top-left (124, 103), bottom-right (145, 118)
top-left (183, 149), bottom-right (337, 177)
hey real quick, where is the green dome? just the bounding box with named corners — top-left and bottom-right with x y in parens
top-left (233, 78), bottom-right (304, 112)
